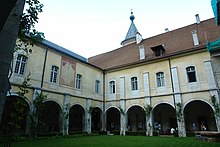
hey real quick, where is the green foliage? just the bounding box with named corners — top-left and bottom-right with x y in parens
top-left (88, 106), bottom-right (94, 114)
top-left (176, 103), bottom-right (183, 121)
top-left (2, 74), bottom-right (31, 147)
top-left (144, 104), bottom-right (152, 117)
top-left (211, 95), bottom-right (220, 117)
top-left (11, 74), bottom-right (31, 131)
top-left (63, 103), bottom-right (70, 120)
top-left (29, 92), bottom-right (47, 138)
top-left (6, 136), bottom-right (220, 147)
top-left (16, 0), bottom-right (44, 53)
top-left (119, 107), bottom-right (125, 116)
top-left (16, 74), bottom-right (31, 98)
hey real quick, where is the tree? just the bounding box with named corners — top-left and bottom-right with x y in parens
top-left (0, 0), bottom-right (26, 128)
top-left (0, 0), bottom-right (44, 125)
top-left (0, 0), bottom-right (18, 31)
top-left (29, 92), bottom-right (47, 138)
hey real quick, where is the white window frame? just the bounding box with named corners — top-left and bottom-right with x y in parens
top-left (50, 65), bottom-right (59, 83)
top-left (131, 77), bottom-right (138, 91)
top-left (76, 74), bottom-right (82, 89)
top-left (139, 45), bottom-right (145, 60)
top-left (186, 66), bottom-right (197, 83)
top-left (95, 80), bottom-right (100, 94)
top-left (192, 30), bottom-right (199, 46)
top-left (14, 54), bottom-right (27, 75)
top-left (109, 80), bottom-right (116, 94)
top-left (156, 72), bottom-right (165, 87)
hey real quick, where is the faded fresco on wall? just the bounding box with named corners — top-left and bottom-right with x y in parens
top-left (60, 56), bottom-right (75, 87)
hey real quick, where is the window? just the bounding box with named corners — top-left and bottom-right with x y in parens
top-left (156, 72), bottom-right (165, 87)
top-left (139, 45), bottom-right (145, 60)
top-left (50, 65), bottom-right (59, 83)
top-left (95, 80), bottom-right (100, 93)
top-left (186, 66), bottom-right (197, 83)
top-left (14, 54), bottom-right (27, 75)
top-left (151, 45), bottom-right (165, 57)
top-left (192, 30), bottom-right (199, 46)
top-left (76, 74), bottom-right (82, 89)
top-left (131, 77), bottom-right (138, 90)
top-left (109, 81), bottom-right (115, 94)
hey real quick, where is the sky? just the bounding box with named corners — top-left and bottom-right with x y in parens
top-left (35, 0), bottom-right (215, 58)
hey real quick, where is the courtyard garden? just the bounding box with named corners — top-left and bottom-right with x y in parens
top-left (0, 135), bottom-right (219, 147)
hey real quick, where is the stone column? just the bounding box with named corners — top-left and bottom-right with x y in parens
top-left (143, 72), bottom-right (153, 136)
top-left (63, 94), bottom-right (70, 135)
top-left (86, 98), bottom-right (92, 134)
top-left (120, 76), bottom-right (126, 135)
top-left (28, 88), bottom-right (42, 135)
top-left (204, 60), bottom-right (220, 131)
top-left (171, 67), bottom-right (186, 137)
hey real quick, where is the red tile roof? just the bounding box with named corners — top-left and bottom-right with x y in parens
top-left (88, 18), bottom-right (220, 70)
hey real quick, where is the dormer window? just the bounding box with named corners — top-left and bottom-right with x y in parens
top-left (151, 45), bottom-right (165, 57)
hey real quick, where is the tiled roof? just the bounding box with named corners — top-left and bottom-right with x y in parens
top-left (88, 18), bottom-right (220, 70)
top-left (122, 22), bottom-right (138, 42)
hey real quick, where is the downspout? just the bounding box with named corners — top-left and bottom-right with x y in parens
top-left (102, 70), bottom-right (106, 131)
top-left (168, 58), bottom-right (176, 108)
top-left (41, 46), bottom-right (48, 88)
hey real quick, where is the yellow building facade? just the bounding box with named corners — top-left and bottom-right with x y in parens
top-left (1, 13), bottom-right (220, 137)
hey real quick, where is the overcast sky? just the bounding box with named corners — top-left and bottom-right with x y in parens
top-left (35, 0), bottom-right (214, 58)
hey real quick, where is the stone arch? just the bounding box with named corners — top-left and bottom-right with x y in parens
top-left (1, 95), bottom-right (30, 134)
top-left (91, 107), bottom-right (102, 131)
top-left (106, 106), bottom-right (120, 132)
top-left (69, 104), bottom-right (85, 133)
top-left (125, 104), bottom-right (145, 114)
top-left (183, 99), bottom-right (217, 132)
top-left (126, 105), bottom-right (146, 131)
top-left (153, 103), bottom-right (176, 135)
top-left (6, 92), bottom-right (31, 109)
top-left (105, 106), bottom-right (120, 113)
top-left (44, 98), bottom-right (63, 110)
top-left (39, 100), bottom-right (62, 133)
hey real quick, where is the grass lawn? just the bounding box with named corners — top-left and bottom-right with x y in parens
top-left (1, 135), bottom-right (219, 147)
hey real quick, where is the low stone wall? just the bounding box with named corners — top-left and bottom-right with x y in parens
top-left (195, 131), bottom-right (220, 142)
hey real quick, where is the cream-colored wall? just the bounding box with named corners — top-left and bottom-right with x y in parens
top-left (105, 59), bottom-right (172, 100)
top-left (105, 51), bottom-right (213, 111)
top-left (10, 44), bottom-right (46, 87)
top-left (170, 52), bottom-right (210, 93)
top-left (74, 62), bottom-right (103, 100)
top-left (42, 49), bottom-right (62, 90)
top-left (10, 43), bottom-right (104, 110)
top-left (10, 41), bottom-right (214, 114)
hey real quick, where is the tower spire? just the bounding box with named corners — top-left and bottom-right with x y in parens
top-left (121, 11), bottom-right (142, 46)
top-left (130, 10), bottom-right (135, 22)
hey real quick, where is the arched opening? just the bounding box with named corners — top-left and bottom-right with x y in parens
top-left (0, 95), bottom-right (30, 135)
top-left (127, 105), bottom-right (145, 131)
top-left (106, 107), bottom-right (120, 131)
top-left (39, 101), bottom-right (62, 134)
top-left (153, 103), bottom-right (176, 135)
top-left (184, 100), bottom-right (217, 132)
top-left (91, 107), bottom-right (102, 131)
top-left (69, 104), bottom-right (85, 133)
